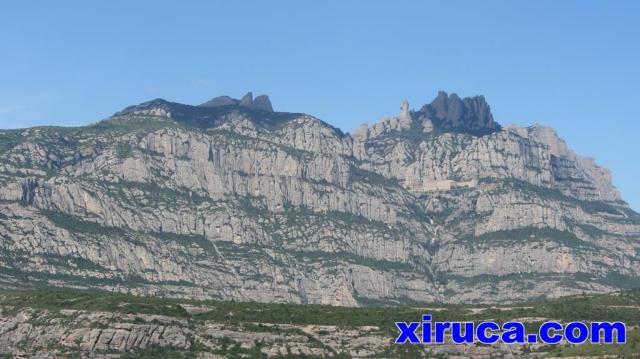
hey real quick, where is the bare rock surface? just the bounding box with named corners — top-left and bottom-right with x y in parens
top-left (0, 91), bottom-right (638, 306)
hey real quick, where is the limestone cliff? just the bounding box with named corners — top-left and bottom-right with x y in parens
top-left (0, 92), bottom-right (638, 305)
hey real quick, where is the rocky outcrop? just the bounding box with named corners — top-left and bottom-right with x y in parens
top-left (199, 92), bottom-right (274, 112)
top-left (1, 289), bottom-right (611, 358)
top-left (253, 94), bottom-right (274, 112)
top-left (0, 91), bottom-right (638, 306)
top-left (415, 91), bottom-right (500, 135)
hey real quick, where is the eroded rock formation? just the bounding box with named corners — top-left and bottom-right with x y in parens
top-left (0, 92), bottom-right (638, 305)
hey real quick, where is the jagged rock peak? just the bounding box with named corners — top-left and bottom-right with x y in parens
top-left (253, 94), bottom-right (274, 112)
top-left (418, 91), bottom-right (501, 136)
top-left (399, 100), bottom-right (411, 122)
top-left (239, 92), bottom-right (254, 107)
top-left (200, 92), bottom-right (274, 112)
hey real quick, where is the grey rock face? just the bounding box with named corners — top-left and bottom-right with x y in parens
top-left (253, 94), bottom-right (274, 112)
top-left (0, 92), bottom-right (638, 306)
top-left (0, 306), bottom-right (550, 358)
top-left (239, 92), bottom-right (254, 107)
top-left (398, 100), bottom-right (411, 124)
top-left (418, 91), bottom-right (500, 135)
top-left (199, 92), bottom-right (274, 112)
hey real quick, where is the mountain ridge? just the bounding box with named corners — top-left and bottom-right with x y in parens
top-left (0, 90), bottom-right (638, 307)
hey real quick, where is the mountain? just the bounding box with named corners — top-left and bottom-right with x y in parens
top-left (0, 91), bottom-right (638, 306)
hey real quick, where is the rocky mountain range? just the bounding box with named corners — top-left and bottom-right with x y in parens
top-left (0, 91), bottom-right (639, 306)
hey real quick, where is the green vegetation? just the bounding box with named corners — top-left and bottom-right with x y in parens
top-left (566, 220), bottom-right (618, 239)
top-left (598, 272), bottom-right (640, 290)
top-left (460, 227), bottom-right (598, 250)
top-left (289, 249), bottom-right (413, 273)
top-left (2, 288), bottom-right (640, 357)
top-left (492, 178), bottom-right (638, 220)
top-left (115, 141), bottom-right (134, 158)
top-left (279, 203), bottom-right (391, 232)
top-left (119, 345), bottom-right (201, 359)
top-left (153, 232), bottom-right (218, 256)
top-left (348, 166), bottom-right (401, 189)
top-left (3, 288), bottom-right (640, 328)
top-left (543, 327), bottom-right (640, 357)
top-left (38, 253), bottom-right (107, 272)
top-left (0, 129), bottom-right (25, 154)
top-left (0, 264), bottom-right (151, 290)
top-left (40, 209), bottom-right (126, 236)
top-left (0, 290), bottom-right (187, 317)
top-left (88, 115), bottom-right (173, 135)
top-left (118, 181), bottom-right (207, 206)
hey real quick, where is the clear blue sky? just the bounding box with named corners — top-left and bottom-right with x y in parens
top-left (1, 1), bottom-right (639, 210)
